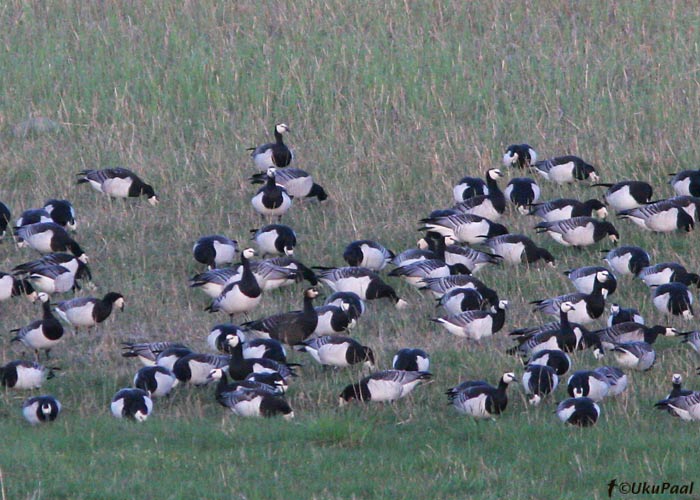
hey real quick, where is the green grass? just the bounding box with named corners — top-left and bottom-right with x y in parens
top-left (2, 1), bottom-right (700, 499)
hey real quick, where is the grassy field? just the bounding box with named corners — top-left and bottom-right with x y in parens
top-left (2, 1), bottom-right (700, 499)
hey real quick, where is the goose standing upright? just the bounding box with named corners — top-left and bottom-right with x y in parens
top-left (248, 123), bottom-right (294, 170)
top-left (206, 248), bottom-right (262, 319)
top-left (251, 167), bottom-right (292, 219)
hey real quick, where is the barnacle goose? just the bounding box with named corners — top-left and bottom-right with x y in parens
top-left (607, 303), bottom-right (643, 326)
top-left (172, 353), bottom-right (231, 386)
top-left (638, 262), bottom-right (700, 288)
top-left (594, 366), bottom-right (628, 397)
top-left (522, 364), bottom-right (558, 405)
top-left (133, 366), bottom-right (178, 397)
top-left (392, 348), bottom-right (429, 372)
top-left (679, 331), bottom-right (700, 353)
top-left (655, 391), bottom-right (700, 421)
top-left (122, 341), bottom-right (191, 367)
top-left (419, 213), bottom-right (508, 245)
top-left (452, 172), bottom-right (489, 202)
top-left (313, 303), bottom-right (356, 335)
top-left (437, 287), bottom-right (489, 315)
top-left (669, 170), bottom-right (700, 197)
top-left (207, 368), bottom-right (285, 397)
top-left (218, 388), bottom-right (294, 419)
top-left (242, 287), bottom-right (319, 345)
top-left (443, 241), bottom-right (501, 274)
top-left (54, 292), bottom-right (124, 331)
top-left (77, 167), bottom-right (158, 205)
top-left (315, 266), bottom-right (407, 308)
top-left (22, 395), bottom-right (61, 425)
top-left (250, 167), bottom-right (327, 201)
top-left (431, 300), bottom-right (508, 340)
top-left (248, 123), bottom-right (293, 170)
top-left (567, 370), bottom-right (610, 401)
top-left (42, 199), bottom-right (77, 230)
top-left (592, 180), bottom-right (653, 211)
top-left (419, 275), bottom-right (498, 305)
top-left (324, 291), bottom-right (366, 320)
top-left (535, 217), bottom-right (619, 248)
top-left (564, 266), bottom-right (617, 296)
top-left (251, 224), bottom-right (297, 257)
top-left (193, 235), bottom-right (238, 268)
top-left (617, 199), bottom-right (695, 232)
top-left (530, 270), bottom-right (610, 324)
top-left (388, 259), bottom-right (470, 288)
top-left (15, 223), bottom-right (88, 262)
top-left (343, 240), bottom-right (394, 271)
top-left (526, 349), bottom-right (571, 376)
top-left (294, 335), bottom-right (375, 369)
top-left (251, 167), bottom-right (292, 218)
top-left (503, 144), bottom-right (537, 169)
top-left (25, 263), bottom-right (90, 295)
top-left (226, 333), bottom-right (296, 382)
top-left (11, 293), bottom-right (64, 361)
top-left (611, 341), bottom-right (656, 371)
top-left (338, 370), bottom-right (432, 405)
top-left (110, 388), bottom-right (153, 421)
top-left (451, 169), bottom-right (506, 220)
top-left (593, 322), bottom-right (676, 349)
top-left (603, 246), bottom-right (650, 276)
top-left (447, 372), bottom-right (516, 419)
top-left (556, 397), bottom-right (600, 426)
top-left (205, 248), bottom-right (262, 319)
top-left (651, 282), bottom-right (694, 319)
top-left (531, 155), bottom-right (599, 183)
top-left (0, 273), bottom-right (37, 302)
top-left (528, 198), bottom-right (608, 222)
top-left (484, 234), bottom-right (555, 266)
top-left (504, 177), bottom-right (540, 214)
top-left (1, 360), bottom-right (55, 390)
top-left (664, 373), bottom-right (693, 400)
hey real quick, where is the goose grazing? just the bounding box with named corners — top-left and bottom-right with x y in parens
top-left (315, 266), bottom-right (407, 309)
top-left (313, 302), bottom-right (356, 335)
top-left (0, 273), bottom-right (37, 302)
top-left (593, 322), bottom-right (676, 349)
top-left (11, 293), bottom-right (64, 361)
top-left (251, 167), bottom-right (293, 219)
top-left (122, 341), bottom-right (191, 367)
top-left (448, 372), bottom-right (517, 419)
top-left (603, 246), bottom-right (650, 277)
top-left (391, 238), bottom-right (440, 267)
top-left (504, 177), bottom-right (540, 214)
top-left (42, 199), bottom-right (77, 230)
top-left (251, 224), bottom-right (297, 257)
top-left (325, 291), bottom-right (365, 320)
top-left (242, 287), bottom-right (319, 345)
top-left (531, 155), bottom-right (599, 184)
top-left (133, 365), bottom-right (178, 398)
top-left (1, 360), bottom-right (55, 390)
top-left (22, 395), bottom-right (61, 425)
top-left (343, 240), bottom-right (394, 271)
top-left (484, 234), bottom-right (555, 266)
top-left (531, 270), bottom-right (611, 324)
top-left (14, 223), bottom-right (88, 262)
top-left (638, 262), bottom-right (700, 288)
top-left (249, 167), bottom-right (326, 201)
top-left (25, 262), bottom-right (91, 295)
top-left (54, 292), bottom-right (125, 332)
top-left (242, 338), bottom-right (287, 364)
top-left (294, 335), bottom-right (375, 369)
top-left (437, 287), bottom-right (489, 315)
top-left (607, 303), bottom-right (643, 326)
top-left (155, 346), bottom-right (196, 372)
top-left (110, 388), bottom-right (153, 421)
top-left (192, 235), bottom-right (238, 269)
top-left (593, 366), bottom-right (628, 397)
top-left (388, 259), bottom-right (470, 288)
top-left (217, 388), bottom-right (294, 419)
top-left (567, 370), bottom-right (610, 401)
top-left (655, 391), bottom-right (700, 421)
top-left (172, 353), bottom-right (231, 386)
top-left (617, 199), bottom-right (695, 232)
top-left (611, 341), bottom-right (656, 371)
top-left (392, 348), bottom-right (429, 372)
top-left (205, 248), bottom-right (262, 319)
top-left (338, 370), bottom-right (432, 405)
top-left (503, 144), bottom-right (537, 169)
top-left (452, 172), bottom-right (490, 202)
top-left (535, 217), bottom-right (619, 248)
top-left (651, 282), bottom-right (694, 319)
top-left (15, 208), bottom-right (54, 228)
top-left (592, 180), bottom-right (653, 211)
top-left (522, 364), bottom-right (558, 405)
top-left (526, 349), bottom-right (572, 376)
top-left (207, 368), bottom-right (285, 398)
top-left (669, 170), bottom-right (700, 197)
top-left (507, 302), bottom-right (588, 356)
top-left (443, 240), bottom-right (501, 274)
top-left (226, 333), bottom-right (296, 382)
top-left (248, 123), bottom-right (293, 170)
top-left (451, 169), bottom-right (506, 220)
top-left (77, 167), bottom-right (158, 205)
top-left (208, 323), bottom-right (246, 353)
top-left (679, 331), bottom-right (700, 354)
top-left (0, 201), bottom-right (10, 238)
top-left (431, 300), bottom-right (508, 340)
top-left (420, 213), bottom-right (509, 246)
top-left (564, 266), bottom-right (617, 296)
top-left (419, 275), bottom-right (498, 303)
top-left (556, 397), bottom-right (600, 426)
top-left (528, 198), bottom-right (608, 222)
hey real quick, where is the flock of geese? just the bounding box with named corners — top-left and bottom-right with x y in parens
top-left (3, 127), bottom-right (700, 427)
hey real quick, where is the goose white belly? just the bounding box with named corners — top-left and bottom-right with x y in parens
top-left (366, 379), bottom-right (403, 402)
top-left (60, 302), bottom-right (96, 327)
top-left (101, 177), bottom-right (133, 198)
top-left (490, 241), bottom-right (524, 264)
top-left (213, 241), bottom-right (236, 265)
top-left (255, 230), bottom-right (281, 255)
top-left (14, 366), bottom-right (45, 389)
top-left (232, 397), bottom-right (263, 417)
top-left (318, 343), bottom-right (351, 366)
top-left (562, 224), bottom-right (595, 246)
top-left (25, 231), bottom-right (55, 253)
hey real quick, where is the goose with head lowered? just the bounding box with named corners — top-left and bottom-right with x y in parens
top-left (437, 287), bottom-right (490, 315)
top-left (122, 341), bottom-right (191, 367)
top-left (251, 224), bottom-right (296, 257)
top-left (225, 333), bottom-right (297, 382)
top-left (1, 360), bottom-right (56, 390)
top-left (638, 262), bottom-right (700, 288)
top-left (315, 266), bottom-right (407, 309)
top-left (77, 167), bottom-right (158, 205)
top-left (11, 292), bottom-right (64, 361)
top-left (431, 300), bottom-right (508, 340)
top-left (522, 364), bottom-right (558, 405)
top-left (447, 372), bottom-right (517, 420)
top-left (338, 370), bottom-right (432, 405)
top-left (451, 168), bottom-right (506, 220)
top-left (535, 217), bottom-right (619, 248)
top-left (526, 349), bottom-right (571, 376)
top-left (593, 322), bottom-right (677, 350)
top-left (250, 167), bottom-right (326, 201)
top-left (313, 302), bottom-right (356, 335)
top-left (592, 180), bottom-right (653, 211)
top-left (343, 240), bottom-right (394, 271)
top-left (248, 123), bottom-right (294, 170)
top-left (22, 395), bottom-right (61, 425)
top-left (54, 292), bottom-right (124, 332)
top-left (611, 341), bottom-right (656, 371)
top-left (392, 348), bottom-right (429, 372)
top-left (507, 302), bottom-right (588, 357)
top-left (483, 234), bottom-right (555, 267)
top-left (0, 273), bottom-right (37, 303)
top-left (14, 223), bottom-right (88, 262)
top-left (607, 303), bottom-right (643, 326)
top-left (192, 235), bottom-right (238, 269)
top-left (556, 397), bottom-right (600, 426)
top-left (504, 177), bottom-right (540, 214)
top-left (531, 155), bottom-right (599, 184)
top-left (207, 368), bottom-right (285, 399)
top-left (530, 270), bottom-right (611, 324)
top-left (205, 248), bottom-right (262, 320)
top-left (110, 388), bottom-right (153, 421)
top-left (603, 246), bottom-right (650, 277)
top-left (527, 198), bottom-right (608, 222)
top-left (452, 171), bottom-right (490, 202)
top-left (564, 266), bottom-right (617, 296)
top-left (503, 144), bottom-right (537, 169)
top-left (133, 365), bottom-right (178, 398)
top-left (172, 352), bottom-right (231, 386)
top-left (669, 169), bottom-right (700, 197)
top-left (567, 370), bottom-right (610, 401)
top-left (251, 167), bottom-right (292, 219)
top-left (217, 387), bottom-right (294, 420)
top-left (617, 198), bottom-right (695, 233)
top-left (651, 282), bottom-right (694, 320)
top-left (420, 213), bottom-right (509, 246)
top-left (242, 287), bottom-right (319, 345)
top-left (294, 335), bottom-right (375, 369)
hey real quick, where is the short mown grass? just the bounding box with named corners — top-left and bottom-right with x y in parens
top-left (2, 2), bottom-right (700, 499)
